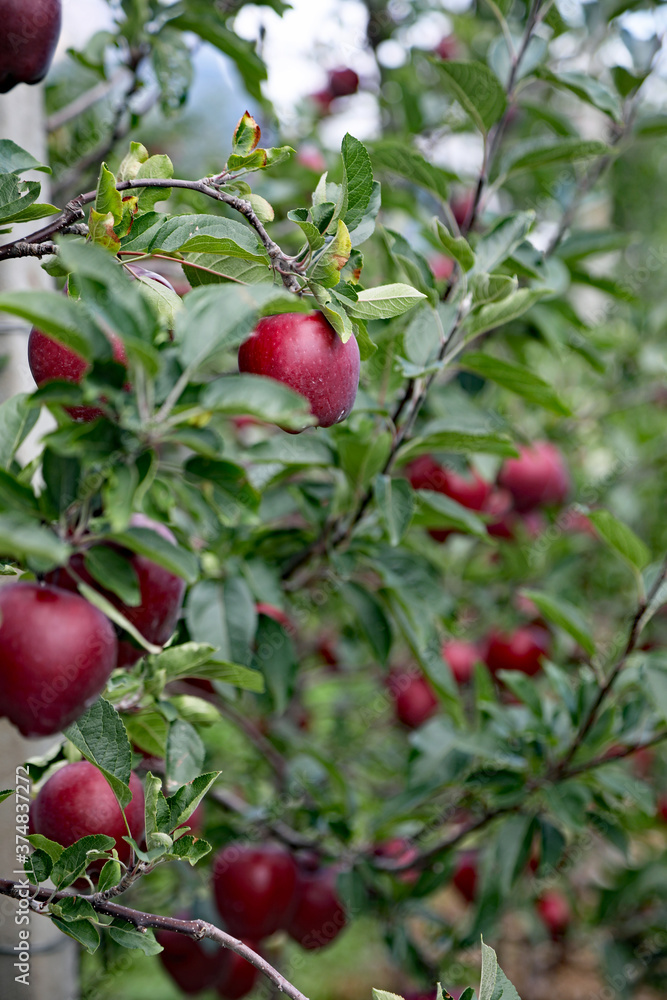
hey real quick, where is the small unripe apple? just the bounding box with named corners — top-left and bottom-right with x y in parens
top-left (498, 443), bottom-right (570, 512)
top-left (46, 513), bottom-right (186, 668)
top-left (238, 312), bottom-right (360, 429)
top-left (390, 670), bottom-right (438, 729)
top-left (452, 850), bottom-right (478, 903)
top-left (0, 0), bottom-right (62, 94)
top-left (212, 843), bottom-right (298, 939)
top-left (28, 327), bottom-right (128, 422)
top-left (328, 67), bottom-right (359, 97)
top-left (0, 582), bottom-right (117, 738)
top-left (484, 626), bottom-right (550, 677)
top-left (442, 639), bottom-right (479, 685)
top-left (31, 760), bottom-right (144, 866)
top-left (156, 914), bottom-right (228, 994)
top-left (286, 865), bottom-right (347, 950)
top-left (536, 890), bottom-right (571, 938)
top-left (216, 947), bottom-right (260, 1000)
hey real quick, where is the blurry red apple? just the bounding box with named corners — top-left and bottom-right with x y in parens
top-left (216, 946), bottom-right (260, 1000)
top-left (212, 843), bottom-right (298, 939)
top-left (536, 890), bottom-right (571, 938)
top-left (256, 603), bottom-right (292, 630)
top-left (157, 915), bottom-right (228, 995)
top-left (442, 639), bottom-right (479, 685)
top-left (297, 145), bottom-right (327, 173)
top-left (0, 0), bottom-right (62, 93)
top-left (390, 670), bottom-right (438, 729)
top-left (498, 443), bottom-right (570, 512)
top-left (238, 312), bottom-right (360, 429)
top-left (451, 191), bottom-right (476, 230)
top-left (0, 582), bottom-right (117, 738)
top-left (373, 838), bottom-right (419, 884)
top-left (485, 627), bottom-right (550, 677)
top-left (435, 35), bottom-right (459, 60)
top-left (430, 254), bottom-right (455, 282)
top-left (31, 760), bottom-right (144, 866)
top-left (452, 850), bottom-right (478, 903)
top-left (286, 865), bottom-right (347, 950)
top-left (328, 67), bottom-right (359, 97)
top-left (312, 89), bottom-right (334, 114)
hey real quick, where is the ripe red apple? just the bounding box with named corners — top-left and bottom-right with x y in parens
top-left (451, 191), bottom-right (476, 230)
top-left (442, 639), bottom-right (479, 685)
top-left (31, 760), bottom-right (144, 866)
top-left (430, 254), bottom-right (455, 282)
top-left (212, 843), bottom-right (298, 939)
top-left (256, 603), bottom-right (292, 630)
top-left (157, 915), bottom-right (228, 995)
top-left (484, 627), bottom-right (550, 678)
top-left (0, 0), bottom-right (62, 93)
top-left (28, 326), bottom-right (128, 422)
top-left (0, 582), bottom-right (117, 738)
top-left (286, 865), bottom-right (347, 950)
top-left (328, 67), bottom-right (359, 97)
top-left (46, 513), bottom-right (186, 668)
top-left (238, 312), bottom-right (360, 429)
top-left (373, 838), bottom-right (419, 884)
top-left (390, 670), bottom-right (438, 729)
top-left (657, 795), bottom-right (667, 822)
top-left (452, 850), bottom-right (478, 903)
top-left (536, 890), bottom-right (571, 938)
top-left (498, 443), bottom-right (570, 512)
top-left (216, 947), bottom-right (260, 1000)
top-left (406, 455), bottom-right (492, 542)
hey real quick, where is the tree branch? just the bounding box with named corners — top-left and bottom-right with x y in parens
top-left (0, 879), bottom-right (310, 1000)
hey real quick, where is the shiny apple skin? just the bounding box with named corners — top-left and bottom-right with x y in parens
top-left (0, 582), bottom-right (118, 738)
top-left (498, 442), bottom-right (570, 512)
top-left (286, 866), bottom-right (347, 950)
top-left (31, 760), bottom-right (144, 865)
top-left (452, 850), bottom-right (478, 902)
top-left (238, 312), bottom-right (360, 429)
top-left (212, 843), bottom-right (298, 939)
top-left (0, 0), bottom-right (62, 93)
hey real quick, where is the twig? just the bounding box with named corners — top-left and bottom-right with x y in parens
top-left (0, 241), bottom-right (58, 259)
top-left (0, 879), bottom-right (310, 1000)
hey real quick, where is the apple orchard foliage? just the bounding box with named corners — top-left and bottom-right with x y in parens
top-left (1, 0), bottom-right (667, 997)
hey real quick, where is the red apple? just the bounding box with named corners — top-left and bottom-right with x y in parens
top-left (28, 326), bottom-right (128, 421)
top-left (46, 513), bottom-right (186, 668)
top-left (216, 947), bottom-right (260, 1000)
top-left (451, 191), bottom-right (476, 230)
top-left (238, 312), bottom-right (360, 429)
top-left (297, 145), bottom-right (327, 173)
top-left (657, 795), bottom-right (667, 822)
top-left (311, 89), bottom-right (335, 114)
top-left (442, 639), bottom-right (479, 685)
top-left (430, 254), bottom-right (455, 282)
top-left (256, 603), bottom-right (292, 630)
top-left (0, 582), bottom-right (117, 738)
top-left (0, 0), bottom-right (62, 94)
top-left (31, 760), bottom-right (144, 866)
top-left (328, 67), bottom-right (359, 97)
top-left (484, 627), bottom-right (550, 678)
top-left (536, 890), bottom-right (571, 938)
top-left (212, 843), bottom-right (298, 939)
top-left (498, 443), bottom-right (570, 512)
top-left (390, 670), bottom-right (438, 729)
top-left (157, 915), bottom-right (228, 995)
top-left (373, 838), bottom-right (419, 884)
top-left (435, 35), bottom-right (459, 60)
top-left (406, 456), bottom-right (491, 509)
top-left (452, 850), bottom-right (478, 903)
top-left (286, 865), bottom-right (347, 950)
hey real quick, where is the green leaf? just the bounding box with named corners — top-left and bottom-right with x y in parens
top-left (84, 546), bottom-right (141, 607)
top-left (232, 111), bottom-right (261, 155)
top-left (110, 526), bottom-right (198, 583)
top-left (434, 60), bottom-right (506, 133)
top-left (95, 163), bottom-right (122, 225)
top-left (535, 68), bottom-right (622, 121)
top-left (108, 920), bottom-right (162, 955)
top-left (167, 834), bottom-right (212, 865)
top-left (25, 849), bottom-right (53, 883)
top-left (253, 614), bottom-right (297, 715)
top-left (77, 582), bottom-right (162, 654)
top-left (51, 896), bottom-right (97, 924)
top-left (168, 13), bottom-right (266, 100)
top-left (175, 284), bottom-right (279, 369)
top-left (473, 212), bottom-right (535, 273)
top-left (588, 510), bottom-right (650, 571)
top-left (414, 490), bottom-right (488, 538)
top-left (373, 992), bottom-right (405, 1000)
top-left (435, 220), bottom-right (475, 271)
top-left (63, 699), bottom-right (133, 809)
top-left (0, 291), bottom-right (109, 362)
top-left (97, 859), bottom-right (123, 893)
top-left (0, 394), bottom-right (40, 470)
top-left (166, 719), bottom-right (205, 789)
top-left (370, 141), bottom-right (454, 201)
top-left (118, 142), bottom-right (149, 182)
top-left (0, 789), bottom-right (13, 805)
top-left (502, 138), bottom-right (610, 177)
top-left (0, 140), bottom-right (50, 174)
top-left (134, 154), bottom-right (174, 213)
top-left (521, 590), bottom-right (595, 656)
top-left (0, 512), bottom-right (71, 571)
top-left (461, 351), bottom-right (570, 415)
top-left (479, 939), bottom-right (521, 1000)
top-left (201, 374), bottom-right (314, 431)
top-left (464, 289), bottom-right (550, 340)
top-left (88, 209), bottom-right (121, 252)
top-left (52, 917), bottom-right (100, 954)
top-left (26, 835), bottom-right (63, 863)
top-left (341, 134), bottom-right (374, 231)
top-left (311, 219), bottom-right (352, 287)
top-left (398, 418), bottom-right (517, 460)
top-left (288, 208), bottom-right (326, 253)
top-left (470, 273), bottom-right (517, 306)
top-left (344, 583), bottom-right (392, 663)
top-left (51, 834), bottom-right (116, 889)
top-left (348, 284), bottom-right (427, 320)
top-left (166, 771), bottom-right (219, 829)
top-left (375, 475), bottom-right (414, 546)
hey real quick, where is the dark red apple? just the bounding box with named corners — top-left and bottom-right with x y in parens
top-left (286, 865), bottom-right (347, 950)
top-left (0, 0), bottom-right (62, 94)
top-left (390, 670), bottom-right (438, 729)
top-left (452, 850), bottom-right (478, 903)
top-left (536, 890), bottom-right (571, 938)
top-left (0, 582), bottom-right (117, 738)
top-left (442, 639), bottom-right (479, 685)
top-left (498, 443), bottom-right (570, 512)
top-left (484, 627), bottom-right (550, 678)
top-left (212, 843), bottom-right (298, 939)
top-left (31, 760), bottom-right (144, 866)
top-left (451, 191), bottom-right (476, 230)
top-left (238, 312), bottom-right (360, 429)
top-left (28, 326), bottom-right (128, 422)
top-left (156, 915), bottom-right (228, 995)
top-left (311, 89), bottom-right (335, 114)
top-left (657, 795), bottom-right (667, 822)
top-left (373, 838), bottom-right (419, 884)
top-left (46, 513), bottom-right (186, 668)
top-left (407, 455), bottom-right (492, 542)
top-left (328, 67), bottom-right (359, 97)
top-left (216, 947), bottom-right (260, 1000)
